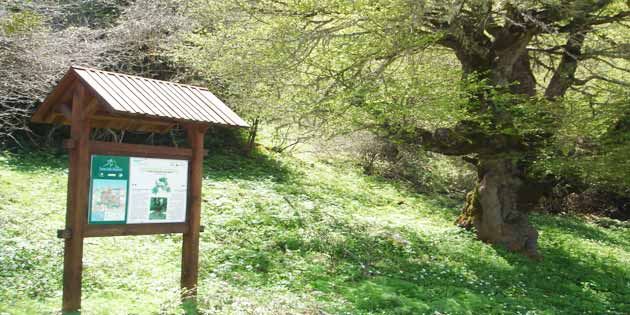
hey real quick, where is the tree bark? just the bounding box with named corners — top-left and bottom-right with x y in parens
top-left (457, 158), bottom-right (540, 258)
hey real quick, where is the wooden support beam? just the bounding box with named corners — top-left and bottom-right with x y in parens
top-left (49, 113), bottom-right (178, 134)
top-left (62, 84), bottom-right (91, 313)
top-left (181, 123), bottom-right (208, 303)
top-left (85, 97), bottom-right (99, 116)
top-left (83, 223), bottom-right (189, 237)
top-left (89, 140), bottom-right (207, 159)
top-left (56, 104), bottom-right (72, 121)
top-left (90, 115), bottom-right (175, 132)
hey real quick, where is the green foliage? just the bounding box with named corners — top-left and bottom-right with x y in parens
top-left (0, 10), bottom-right (46, 36)
top-left (532, 85), bottom-right (630, 194)
top-left (170, 0), bottom-right (469, 137)
top-left (1, 149), bottom-right (629, 314)
top-left (168, 0), bottom-right (630, 208)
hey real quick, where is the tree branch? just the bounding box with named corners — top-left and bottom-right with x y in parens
top-left (558, 11), bottom-right (630, 32)
top-left (544, 30), bottom-right (587, 99)
top-left (384, 120), bottom-right (527, 157)
top-left (574, 75), bottom-right (630, 87)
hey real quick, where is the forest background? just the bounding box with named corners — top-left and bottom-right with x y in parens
top-left (1, 1), bottom-right (629, 314)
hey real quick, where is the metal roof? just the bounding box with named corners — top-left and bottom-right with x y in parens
top-left (32, 66), bottom-right (249, 129)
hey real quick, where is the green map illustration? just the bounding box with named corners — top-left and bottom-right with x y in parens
top-left (152, 177), bottom-right (171, 194)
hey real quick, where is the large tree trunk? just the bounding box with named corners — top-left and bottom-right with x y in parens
top-left (438, 32), bottom-right (546, 257)
top-left (457, 158), bottom-right (540, 258)
top-left (453, 46), bottom-right (542, 258)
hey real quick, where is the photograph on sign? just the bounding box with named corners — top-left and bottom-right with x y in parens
top-left (88, 155), bottom-right (188, 224)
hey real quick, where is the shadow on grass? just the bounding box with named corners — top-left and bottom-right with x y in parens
top-left (205, 208), bottom-right (629, 315)
top-left (362, 172), bottom-right (465, 222)
top-left (532, 213), bottom-right (630, 248)
top-left (0, 149), bottom-right (68, 173)
top-left (159, 149), bottom-right (628, 314)
top-left (327, 222), bottom-right (627, 314)
top-left (203, 151), bottom-right (294, 183)
top-left (491, 237), bottom-right (630, 314)
top-left (7, 148), bottom-right (625, 314)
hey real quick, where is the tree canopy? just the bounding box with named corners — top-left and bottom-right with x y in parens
top-left (171, 0), bottom-right (630, 255)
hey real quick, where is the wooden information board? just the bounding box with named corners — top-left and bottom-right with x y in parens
top-left (88, 154), bottom-right (189, 225)
top-left (30, 66), bottom-right (249, 314)
top-left (58, 130), bottom-right (206, 314)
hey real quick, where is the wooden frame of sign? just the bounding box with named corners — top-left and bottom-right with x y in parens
top-left (31, 66), bottom-right (249, 314)
top-left (60, 87), bottom-right (206, 312)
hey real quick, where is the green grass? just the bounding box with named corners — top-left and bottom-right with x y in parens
top-left (0, 149), bottom-right (628, 315)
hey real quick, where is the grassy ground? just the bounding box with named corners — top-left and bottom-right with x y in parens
top-left (0, 148), bottom-right (628, 315)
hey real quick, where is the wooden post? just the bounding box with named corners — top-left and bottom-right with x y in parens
top-left (181, 124), bottom-right (206, 303)
top-left (62, 85), bottom-right (91, 314)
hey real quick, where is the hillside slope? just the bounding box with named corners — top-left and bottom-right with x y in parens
top-left (0, 150), bottom-right (628, 315)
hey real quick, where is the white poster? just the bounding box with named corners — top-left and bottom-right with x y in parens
top-left (126, 157), bottom-right (188, 224)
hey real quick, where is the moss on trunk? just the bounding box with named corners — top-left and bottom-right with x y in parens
top-left (456, 187), bottom-right (481, 229)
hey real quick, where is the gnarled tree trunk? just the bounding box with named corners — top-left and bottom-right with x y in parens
top-left (446, 41), bottom-right (543, 257)
top-left (457, 158), bottom-right (540, 258)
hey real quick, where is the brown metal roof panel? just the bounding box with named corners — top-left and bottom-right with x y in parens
top-left (93, 70), bottom-right (145, 114)
top-left (196, 88), bottom-right (240, 125)
top-left (197, 90), bottom-right (242, 126)
top-left (74, 68), bottom-right (128, 112)
top-left (179, 86), bottom-right (225, 123)
top-left (107, 72), bottom-right (159, 116)
top-left (178, 86), bottom-right (224, 124)
top-left (72, 65), bottom-right (212, 93)
top-left (156, 81), bottom-right (205, 122)
top-left (162, 82), bottom-right (214, 123)
top-left (68, 65), bottom-right (248, 127)
top-left (199, 90), bottom-right (249, 127)
top-left (187, 87), bottom-right (235, 125)
top-left (115, 75), bottom-right (159, 116)
top-left (133, 78), bottom-right (183, 119)
top-left (124, 76), bottom-right (187, 122)
top-left (144, 79), bottom-right (191, 120)
top-left (86, 70), bottom-right (138, 113)
top-left (173, 83), bottom-right (221, 123)
top-left (147, 79), bottom-right (198, 121)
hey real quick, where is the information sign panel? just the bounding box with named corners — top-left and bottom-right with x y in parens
top-left (88, 155), bottom-right (188, 224)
